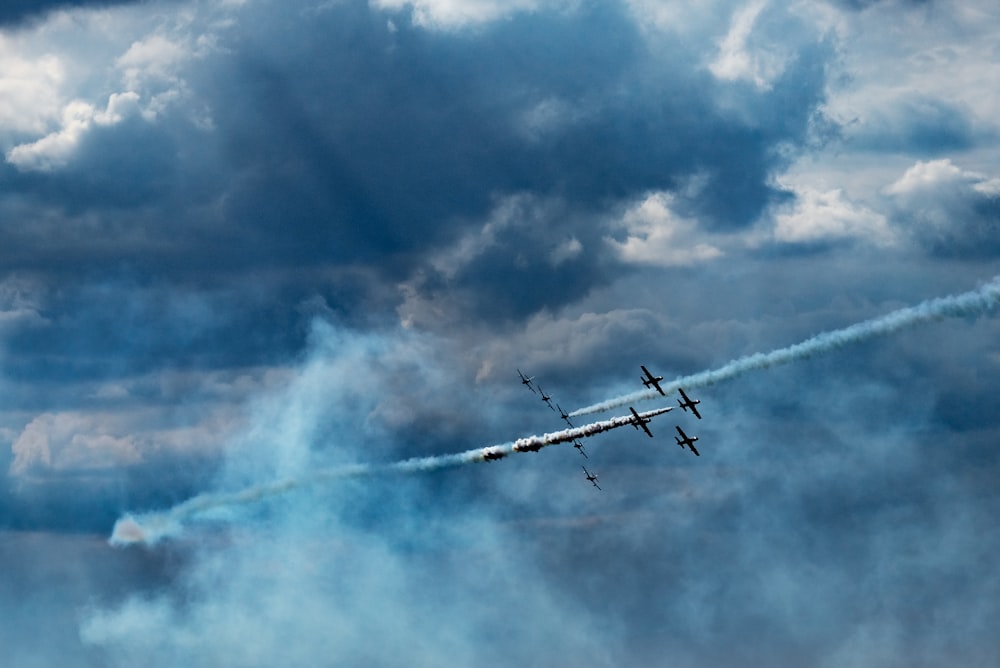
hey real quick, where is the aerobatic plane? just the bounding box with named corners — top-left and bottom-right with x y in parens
top-left (640, 365), bottom-right (665, 396)
top-left (557, 405), bottom-right (574, 427)
top-left (537, 385), bottom-right (555, 410)
top-left (630, 406), bottom-right (655, 437)
top-left (582, 466), bottom-right (601, 490)
top-left (517, 369), bottom-right (536, 392)
top-left (573, 439), bottom-right (588, 458)
top-left (674, 426), bottom-right (700, 456)
top-left (677, 387), bottom-right (702, 419)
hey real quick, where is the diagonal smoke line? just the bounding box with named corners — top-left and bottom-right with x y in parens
top-left (109, 406), bottom-right (673, 547)
top-left (570, 277), bottom-right (1000, 417)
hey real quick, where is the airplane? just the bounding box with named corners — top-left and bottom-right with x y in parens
top-left (677, 387), bottom-right (702, 419)
top-left (630, 406), bottom-right (655, 437)
top-left (640, 365), bottom-right (665, 396)
top-left (674, 426), bottom-right (700, 456)
top-left (517, 369), bottom-right (536, 393)
top-left (573, 439), bottom-right (588, 458)
top-left (582, 466), bottom-right (601, 490)
top-left (557, 404), bottom-right (574, 427)
top-left (537, 385), bottom-right (556, 411)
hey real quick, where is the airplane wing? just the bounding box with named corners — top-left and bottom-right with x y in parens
top-left (689, 404), bottom-right (702, 420)
top-left (688, 442), bottom-right (700, 457)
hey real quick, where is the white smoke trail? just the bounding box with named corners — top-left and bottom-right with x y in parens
top-left (571, 278), bottom-right (1000, 417)
top-left (110, 406), bottom-right (673, 547)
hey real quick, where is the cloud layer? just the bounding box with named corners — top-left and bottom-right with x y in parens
top-left (3, 0), bottom-right (1000, 665)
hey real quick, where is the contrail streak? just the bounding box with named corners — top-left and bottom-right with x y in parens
top-left (110, 406), bottom-right (673, 547)
top-left (571, 277), bottom-right (1000, 417)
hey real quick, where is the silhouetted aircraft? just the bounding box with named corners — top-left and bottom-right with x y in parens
top-left (677, 387), bottom-right (702, 419)
top-left (517, 369), bottom-right (536, 392)
top-left (582, 466), bottom-right (601, 490)
top-left (573, 439), bottom-right (588, 458)
top-left (674, 426), bottom-right (700, 456)
top-left (640, 365), bottom-right (665, 395)
top-left (538, 385), bottom-right (555, 410)
top-left (630, 406), bottom-right (655, 437)
top-left (557, 404), bottom-right (574, 427)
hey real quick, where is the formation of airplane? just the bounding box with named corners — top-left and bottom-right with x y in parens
top-left (515, 365), bottom-right (705, 489)
top-left (520, 370), bottom-right (585, 461)
top-left (677, 387), bottom-right (702, 419)
top-left (640, 365), bottom-right (665, 396)
top-left (674, 426), bottom-right (700, 456)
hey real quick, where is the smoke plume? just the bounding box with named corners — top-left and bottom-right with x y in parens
top-left (110, 406), bottom-right (673, 546)
top-left (571, 277), bottom-right (1000, 417)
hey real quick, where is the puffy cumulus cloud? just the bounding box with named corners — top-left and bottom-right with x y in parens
top-left (3, 3), bottom-right (222, 172)
top-left (7, 401), bottom-right (244, 478)
top-left (771, 183), bottom-right (893, 246)
top-left (886, 159), bottom-right (1000, 257)
top-left (6, 91), bottom-right (141, 171)
top-left (10, 411), bottom-right (142, 474)
top-left (606, 191), bottom-right (724, 266)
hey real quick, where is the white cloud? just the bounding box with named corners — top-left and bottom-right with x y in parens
top-left (773, 185), bottom-right (893, 245)
top-left (116, 33), bottom-right (195, 91)
top-left (885, 158), bottom-right (989, 199)
top-left (550, 237), bottom-right (582, 266)
top-left (10, 412), bottom-right (142, 475)
top-left (606, 192), bottom-right (723, 267)
top-left (1, 2), bottom-right (228, 170)
top-left (371, 0), bottom-right (573, 29)
top-left (5, 91), bottom-right (141, 171)
top-left (709, 0), bottom-right (786, 90)
top-left (0, 40), bottom-right (65, 135)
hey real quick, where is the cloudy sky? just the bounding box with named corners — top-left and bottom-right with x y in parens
top-left (2, 0), bottom-right (1000, 665)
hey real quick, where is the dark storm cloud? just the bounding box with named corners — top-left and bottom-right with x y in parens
top-left (3, 0), bottom-right (829, 293)
top-left (0, 0), bottom-right (838, 402)
top-left (0, 0), bottom-right (148, 26)
top-left (7, 2), bottom-right (1000, 665)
